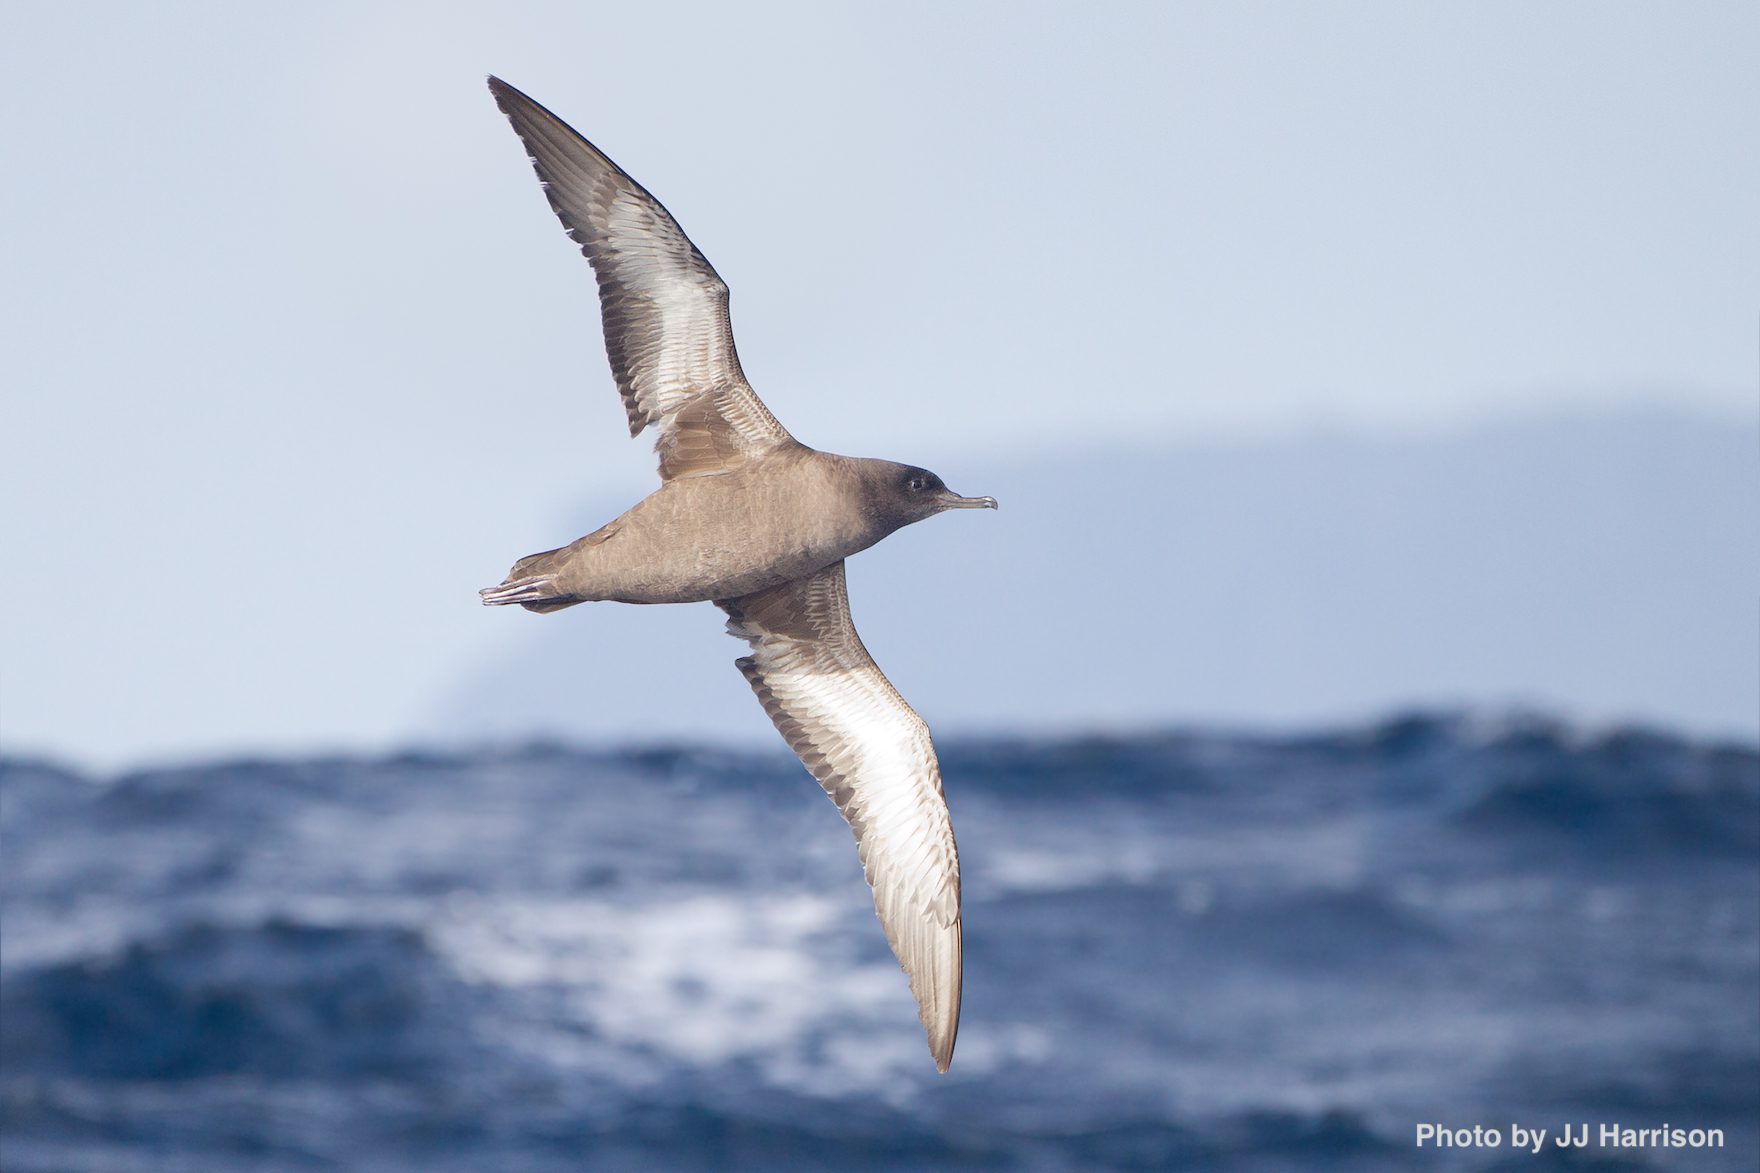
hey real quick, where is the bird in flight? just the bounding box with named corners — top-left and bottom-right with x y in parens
top-left (478, 77), bottom-right (995, 1071)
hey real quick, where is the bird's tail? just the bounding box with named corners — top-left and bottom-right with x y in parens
top-left (479, 547), bottom-right (580, 614)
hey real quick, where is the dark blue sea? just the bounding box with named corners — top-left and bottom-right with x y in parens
top-left (3, 713), bottom-right (1756, 1171)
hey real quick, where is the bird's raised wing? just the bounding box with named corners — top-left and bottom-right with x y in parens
top-left (718, 562), bottom-right (962, 1071)
top-left (488, 77), bottom-right (794, 480)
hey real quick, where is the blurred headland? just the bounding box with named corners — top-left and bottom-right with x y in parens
top-left (432, 405), bottom-right (1758, 751)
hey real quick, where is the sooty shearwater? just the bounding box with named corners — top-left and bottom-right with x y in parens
top-left (478, 77), bottom-right (995, 1071)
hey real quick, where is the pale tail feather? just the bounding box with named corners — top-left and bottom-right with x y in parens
top-left (479, 546), bottom-right (580, 613)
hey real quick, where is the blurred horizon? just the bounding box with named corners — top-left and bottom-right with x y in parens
top-left (6, 699), bottom-right (1757, 784)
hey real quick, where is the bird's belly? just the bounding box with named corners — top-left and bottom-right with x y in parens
top-left (611, 541), bottom-right (837, 604)
top-left (566, 487), bottom-right (858, 604)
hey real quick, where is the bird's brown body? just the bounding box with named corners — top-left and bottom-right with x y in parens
top-left (495, 449), bottom-right (944, 607)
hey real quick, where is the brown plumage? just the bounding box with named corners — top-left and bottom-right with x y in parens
top-left (478, 77), bottom-right (994, 1071)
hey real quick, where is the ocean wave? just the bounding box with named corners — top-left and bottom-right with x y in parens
top-left (3, 714), bottom-right (1755, 1170)
top-left (0, 920), bottom-right (482, 1082)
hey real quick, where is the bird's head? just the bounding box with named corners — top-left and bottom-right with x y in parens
top-left (863, 461), bottom-right (998, 530)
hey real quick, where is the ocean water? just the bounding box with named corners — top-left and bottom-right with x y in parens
top-left (2, 713), bottom-right (1755, 1171)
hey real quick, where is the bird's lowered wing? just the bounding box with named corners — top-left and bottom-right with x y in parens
top-left (718, 561), bottom-right (962, 1071)
top-left (487, 77), bottom-right (793, 480)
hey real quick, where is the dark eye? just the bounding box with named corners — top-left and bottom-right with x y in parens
top-left (906, 474), bottom-right (929, 492)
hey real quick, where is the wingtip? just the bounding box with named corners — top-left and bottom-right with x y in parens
top-left (485, 74), bottom-right (523, 112)
top-left (929, 1016), bottom-right (958, 1074)
top-left (927, 1009), bottom-right (957, 1073)
top-left (923, 919), bottom-right (961, 1073)
top-left (485, 75), bottom-right (516, 120)
top-left (484, 74), bottom-right (538, 117)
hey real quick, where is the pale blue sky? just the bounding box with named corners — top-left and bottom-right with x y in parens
top-left (3, 2), bottom-right (1755, 767)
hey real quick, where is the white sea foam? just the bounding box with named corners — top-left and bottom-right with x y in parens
top-left (426, 889), bottom-right (945, 1093)
top-left (983, 845), bottom-right (1162, 894)
top-left (0, 904), bottom-right (138, 973)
